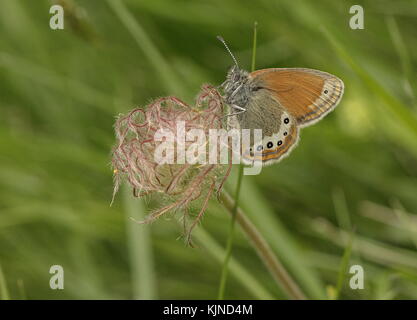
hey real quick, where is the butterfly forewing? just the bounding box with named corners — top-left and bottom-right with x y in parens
top-left (250, 68), bottom-right (344, 127)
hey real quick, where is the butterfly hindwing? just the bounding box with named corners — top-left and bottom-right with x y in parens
top-left (229, 90), bottom-right (300, 165)
top-left (241, 121), bottom-right (299, 166)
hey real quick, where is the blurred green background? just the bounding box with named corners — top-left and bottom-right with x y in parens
top-left (1, 0), bottom-right (417, 300)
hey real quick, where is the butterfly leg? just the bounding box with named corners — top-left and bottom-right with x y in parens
top-left (216, 79), bottom-right (227, 89)
top-left (228, 84), bottom-right (243, 102)
top-left (229, 104), bottom-right (246, 116)
top-left (222, 104), bottom-right (246, 120)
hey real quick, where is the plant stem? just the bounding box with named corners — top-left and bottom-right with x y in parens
top-left (220, 190), bottom-right (307, 300)
top-left (217, 164), bottom-right (244, 299)
top-left (251, 21), bottom-right (258, 73)
top-left (217, 22), bottom-right (257, 300)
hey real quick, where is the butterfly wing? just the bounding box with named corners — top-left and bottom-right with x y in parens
top-left (229, 89), bottom-right (300, 165)
top-left (250, 68), bottom-right (344, 127)
top-left (241, 121), bottom-right (300, 166)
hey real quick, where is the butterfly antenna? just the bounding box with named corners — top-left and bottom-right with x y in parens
top-left (217, 36), bottom-right (239, 68)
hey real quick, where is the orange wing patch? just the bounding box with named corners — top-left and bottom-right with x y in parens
top-left (251, 68), bottom-right (344, 127)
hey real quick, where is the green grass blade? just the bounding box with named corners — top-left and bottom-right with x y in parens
top-left (106, 0), bottom-right (184, 96)
top-left (195, 227), bottom-right (274, 300)
top-left (332, 187), bottom-right (352, 231)
top-left (0, 263), bottom-right (10, 300)
top-left (334, 231), bottom-right (353, 299)
top-left (237, 179), bottom-right (325, 299)
top-left (321, 27), bottom-right (417, 137)
top-left (123, 185), bottom-right (157, 299)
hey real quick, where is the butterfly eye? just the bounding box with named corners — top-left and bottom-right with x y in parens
top-left (284, 118), bottom-right (290, 124)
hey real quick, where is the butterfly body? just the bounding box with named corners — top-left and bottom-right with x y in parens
top-left (222, 65), bottom-right (344, 165)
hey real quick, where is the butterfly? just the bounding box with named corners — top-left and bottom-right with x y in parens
top-left (218, 37), bottom-right (344, 165)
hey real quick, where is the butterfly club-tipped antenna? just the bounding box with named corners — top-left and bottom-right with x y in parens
top-left (217, 35), bottom-right (239, 68)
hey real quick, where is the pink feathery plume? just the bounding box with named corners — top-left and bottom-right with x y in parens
top-left (111, 85), bottom-right (232, 244)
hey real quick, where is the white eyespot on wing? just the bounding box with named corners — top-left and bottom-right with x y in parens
top-left (242, 112), bottom-right (299, 165)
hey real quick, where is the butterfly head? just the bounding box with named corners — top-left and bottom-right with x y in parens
top-left (217, 36), bottom-right (250, 103)
top-left (222, 66), bottom-right (250, 103)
